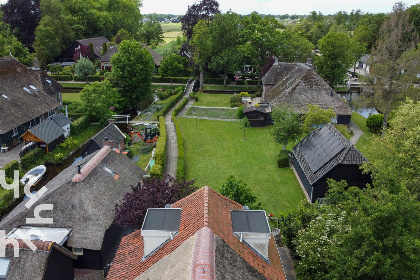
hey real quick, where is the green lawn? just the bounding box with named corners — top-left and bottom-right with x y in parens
top-left (59, 82), bottom-right (87, 88)
top-left (186, 107), bottom-right (237, 119)
top-left (352, 112), bottom-right (376, 160)
top-left (62, 92), bottom-right (81, 102)
top-left (178, 118), bottom-right (306, 216)
top-left (129, 141), bottom-right (154, 172)
top-left (194, 93), bottom-right (232, 107)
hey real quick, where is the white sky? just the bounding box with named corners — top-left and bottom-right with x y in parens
top-left (0, 0), bottom-right (419, 15)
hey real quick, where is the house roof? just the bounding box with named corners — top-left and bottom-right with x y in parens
top-left (106, 187), bottom-right (285, 280)
top-left (4, 239), bottom-right (76, 280)
top-left (23, 119), bottom-right (66, 144)
top-left (0, 146), bottom-right (145, 251)
top-left (0, 57), bottom-right (62, 134)
top-left (101, 44), bottom-right (162, 67)
top-left (263, 63), bottom-right (352, 116)
top-left (91, 123), bottom-right (125, 148)
top-left (292, 123), bottom-right (367, 185)
top-left (100, 45), bottom-right (118, 62)
top-left (77, 37), bottom-right (110, 58)
top-left (49, 113), bottom-right (72, 127)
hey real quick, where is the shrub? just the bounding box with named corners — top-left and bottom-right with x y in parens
top-left (71, 115), bottom-right (90, 135)
top-left (158, 90), bottom-right (171, 100)
top-left (235, 79), bottom-right (246, 85)
top-left (203, 77), bottom-right (224, 85)
top-left (230, 95), bottom-right (242, 107)
top-left (48, 64), bottom-right (63, 74)
top-left (239, 92), bottom-right (250, 97)
top-left (189, 92), bottom-right (198, 102)
top-left (157, 89), bottom-right (185, 118)
top-left (277, 150), bottom-right (290, 168)
top-left (21, 148), bottom-right (45, 171)
top-left (73, 75), bottom-right (103, 82)
top-left (255, 91), bottom-right (262, 97)
top-left (237, 105), bottom-right (245, 119)
top-left (1, 160), bottom-right (20, 179)
top-left (174, 97), bottom-right (189, 116)
top-left (366, 114), bottom-right (384, 134)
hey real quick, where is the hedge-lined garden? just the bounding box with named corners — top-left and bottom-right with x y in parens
top-left (150, 117), bottom-right (166, 178)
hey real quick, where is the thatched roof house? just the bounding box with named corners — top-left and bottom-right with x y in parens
top-left (0, 57), bottom-right (62, 147)
top-left (0, 146), bottom-right (145, 272)
top-left (55, 37), bottom-right (110, 63)
top-left (292, 124), bottom-right (371, 203)
top-left (106, 187), bottom-right (286, 280)
top-left (262, 62), bottom-right (352, 124)
top-left (3, 239), bottom-right (77, 280)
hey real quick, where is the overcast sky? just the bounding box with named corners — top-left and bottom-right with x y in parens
top-left (0, 0), bottom-right (419, 15)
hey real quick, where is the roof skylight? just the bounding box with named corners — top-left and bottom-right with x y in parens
top-left (1, 94), bottom-right (10, 100)
top-left (29, 85), bottom-right (38, 91)
top-left (23, 87), bottom-right (31, 93)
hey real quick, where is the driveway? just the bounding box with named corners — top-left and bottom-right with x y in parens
top-left (0, 143), bottom-right (23, 169)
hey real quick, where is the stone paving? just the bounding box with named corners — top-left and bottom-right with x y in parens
top-left (0, 143), bottom-right (23, 168)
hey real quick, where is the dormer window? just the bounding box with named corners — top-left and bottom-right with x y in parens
top-left (1, 94), bottom-right (9, 100)
top-left (45, 78), bottom-right (52, 84)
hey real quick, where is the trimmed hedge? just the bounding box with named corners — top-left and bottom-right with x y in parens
top-left (203, 77), bottom-right (225, 85)
top-left (174, 97), bottom-right (189, 116)
top-left (21, 148), bottom-right (45, 171)
top-left (152, 76), bottom-right (191, 84)
top-left (50, 74), bottom-right (73, 81)
top-left (150, 163), bottom-right (163, 178)
top-left (277, 150), bottom-right (290, 168)
top-left (71, 115), bottom-right (90, 135)
top-left (235, 79), bottom-right (260, 85)
top-left (172, 115), bottom-right (185, 179)
top-left (157, 88), bottom-right (185, 118)
top-left (366, 114), bottom-right (384, 134)
top-left (74, 75), bottom-right (103, 82)
top-left (152, 117), bottom-right (166, 178)
top-left (1, 160), bottom-right (20, 179)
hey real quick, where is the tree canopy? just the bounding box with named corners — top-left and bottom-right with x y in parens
top-left (181, 0), bottom-right (220, 39)
top-left (110, 39), bottom-right (155, 109)
top-left (74, 57), bottom-right (95, 82)
top-left (220, 174), bottom-right (261, 209)
top-left (271, 104), bottom-right (303, 150)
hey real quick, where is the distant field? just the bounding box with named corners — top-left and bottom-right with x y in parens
top-left (161, 22), bottom-right (182, 33)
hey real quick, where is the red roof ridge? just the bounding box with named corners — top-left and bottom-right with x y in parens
top-left (204, 186), bottom-right (209, 227)
top-left (191, 226), bottom-right (215, 280)
top-left (4, 239), bottom-right (53, 251)
top-left (72, 145), bottom-right (111, 182)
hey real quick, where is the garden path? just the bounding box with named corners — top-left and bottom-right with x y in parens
top-left (164, 83), bottom-right (194, 177)
top-left (349, 120), bottom-right (364, 145)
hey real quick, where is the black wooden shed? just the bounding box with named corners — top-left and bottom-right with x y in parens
top-left (292, 124), bottom-right (371, 203)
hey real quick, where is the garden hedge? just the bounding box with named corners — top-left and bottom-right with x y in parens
top-left (152, 76), bottom-right (191, 84)
top-left (150, 164), bottom-right (163, 178)
top-left (277, 150), bottom-right (290, 168)
top-left (50, 74), bottom-right (73, 81)
top-left (366, 114), bottom-right (384, 134)
top-left (71, 115), bottom-right (90, 135)
top-left (157, 88), bottom-right (185, 118)
top-left (173, 116), bottom-right (185, 179)
top-left (174, 97), bottom-right (189, 116)
top-left (73, 75), bottom-right (103, 82)
top-left (21, 148), bottom-right (45, 171)
top-left (203, 78), bottom-right (225, 85)
top-left (153, 116), bottom-right (166, 177)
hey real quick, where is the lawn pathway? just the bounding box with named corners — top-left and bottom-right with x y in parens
top-left (349, 120), bottom-right (364, 145)
top-left (164, 82), bottom-right (194, 177)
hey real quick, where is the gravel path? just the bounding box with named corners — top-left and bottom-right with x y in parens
top-left (164, 83), bottom-right (194, 177)
top-left (349, 120), bottom-right (364, 145)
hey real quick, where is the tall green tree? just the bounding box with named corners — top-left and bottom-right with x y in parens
top-left (74, 57), bottom-right (96, 83)
top-left (181, 0), bottom-right (220, 40)
top-left (158, 53), bottom-right (190, 84)
top-left (352, 13), bottom-right (386, 52)
top-left (278, 28), bottom-right (314, 62)
top-left (316, 31), bottom-right (354, 88)
top-left (107, 0), bottom-right (141, 36)
top-left (139, 20), bottom-right (163, 46)
top-left (208, 12), bottom-right (243, 86)
top-left (241, 12), bottom-right (283, 85)
top-left (33, 0), bottom-right (74, 67)
top-left (80, 80), bottom-right (121, 125)
top-left (303, 104), bottom-right (335, 133)
top-left (271, 104), bottom-right (303, 150)
top-left (111, 40), bottom-right (154, 109)
top-left (220, 174), bottom-right (261, 209)
top-left (363, 3), bottom-right (419, 133)
top-left (190, 19), bottom-right (212, 90)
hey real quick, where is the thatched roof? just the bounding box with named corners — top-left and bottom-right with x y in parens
top-left (24, 119), bottom-right (66, 144)
top-left (0, 57), bottom-right (62, 134)
top-left (293, 124), bottom-right (367, 185)
top-left (101, 44), bottom-right (163, 67)
top-left (4, 240), bottom-right (76, 280)
top-left (263, 63), bottom-right (352, 116)
top-left (0, 147), bottom-right (144, 251)
top-left (77, 37), bottom-right (110, 58)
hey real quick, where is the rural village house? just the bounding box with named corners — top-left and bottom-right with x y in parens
top-left (262, 61), bottom-right (352, 124)
top-left (0, 146), bottom-right (145, 279)
top-left (100, 44), bottom-right (163, 72)
top-left (55, 37), bottom-right (110, 63)
top-left (0, 57), bottom-right (62, 148)
top-left (106, 186), bottom-right (286, 280)
top-left (292, 123), bottom-right (371, 203)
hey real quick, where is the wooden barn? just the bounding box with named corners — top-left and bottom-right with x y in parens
top-left (243, 106), bottom-right (273, 127)
top-left (262, 62), bottom-right (352, 124)
top-left (292, 124), bottom-right (371, 203)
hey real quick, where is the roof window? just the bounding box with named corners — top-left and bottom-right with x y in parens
top-left (1, 94), bottom-right (9, 100)
top-left (29, 85), bottom-right (38, 91)
top-left (23, 87), bottom-right (31, 93)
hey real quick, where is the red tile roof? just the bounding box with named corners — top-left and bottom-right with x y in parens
top-left (106, 187), bottom-right (286, 280)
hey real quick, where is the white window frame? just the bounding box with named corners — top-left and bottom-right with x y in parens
top-left (12, 127), bottom-right (18, 137)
